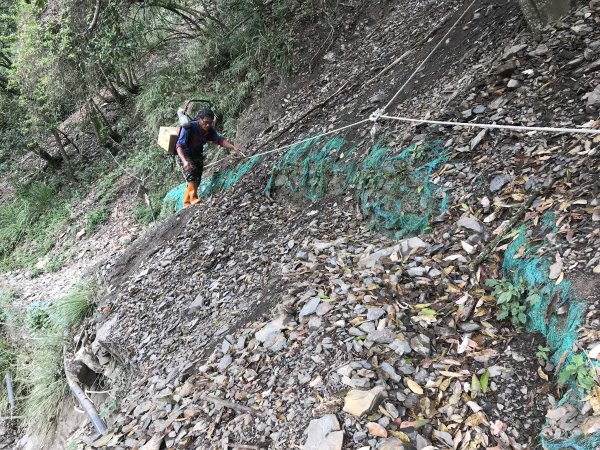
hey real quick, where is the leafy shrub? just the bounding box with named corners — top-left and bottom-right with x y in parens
top-left (486, 278), bottom-right (539, 327)
top-left (25, 304), bottom-right (51, 331)
top-left (85, 206), bottom-right (110, 233)
top-left (558, 354), bottom-right (597, 390)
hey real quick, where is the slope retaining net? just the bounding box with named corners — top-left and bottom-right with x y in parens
top-left (263, 136), bottom-right (450, 237)
top-left (164, 135), bottom-right (449, 238)
top-left (502, 214), bottom-right (600, 449)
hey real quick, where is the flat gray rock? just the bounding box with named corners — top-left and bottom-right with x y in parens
top-left (302, 414), bottom-right (343, 450)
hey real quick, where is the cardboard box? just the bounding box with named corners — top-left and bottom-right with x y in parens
top-left (157, 126), bottom-right (180, 154)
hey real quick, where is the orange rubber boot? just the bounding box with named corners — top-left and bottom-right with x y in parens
top-left (189, 182), bottom-right (201, 205)
top-left (183, 183), bottom-right (193, 207)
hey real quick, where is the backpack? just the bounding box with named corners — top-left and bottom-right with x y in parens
top-left (157, 99), bottom-right (215, 155)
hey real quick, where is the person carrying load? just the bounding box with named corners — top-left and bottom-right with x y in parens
top-left (176, 107), bottom-right (245, 207)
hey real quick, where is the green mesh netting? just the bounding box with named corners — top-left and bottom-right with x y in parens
top-left (163, 155), bottom-right (264, 211)
top-left (264, 136), bottom-right (449, 238)
top-left (501, 219), bottom-right (600, 449)
top-left (164, 183), bottom-right (186, 211)
top-left (164, 136), bottom-right (448, 238)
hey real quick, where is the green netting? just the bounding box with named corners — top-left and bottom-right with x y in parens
top-left (502, 222), bottom-right (600, 449)
top-left (165, 134), bottom-right (449, 238)
top-left (164, 183), bottom-right (186, 211)
top-left (163, 155), bottom-right (264, 211)
top-left (264, 136), bottom-right (449, 238)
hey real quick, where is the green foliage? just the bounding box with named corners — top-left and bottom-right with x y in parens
top-left (50, 281), bottom-right (95, 329)
top-left (132, 191), bottom-right (164, 225)
top-left (136, 0), bottom-right (295, 136)
top-left (486, 278), bottom-right (539, 327)
top-left (558, 354), bottom-right (597, 390)
top-left (0, 181), bottom-right (73, 272)
top-left (85, 205), bottom-right (109, 233)
top-left (94, 169), bottom-right (121, 204)
top-left (0, 182), bottom-right (60, 258)
top-left (536, 345), bottom-right (550, 361)
top-left (1, 280), bottom-right (96, 430)
top-left (15, 329), bottom-right (68, 434)
top-left (25, 303), bottom-right (51, 331)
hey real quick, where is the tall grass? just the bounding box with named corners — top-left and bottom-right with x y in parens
top-left (50, 281), bottom-right (95, 329)
top-left (0, 181), bottom-right (72, 272)
top-left (16, 330), bottom-right (68, 434)
top-left (0, 281), bottom-right (96, 433)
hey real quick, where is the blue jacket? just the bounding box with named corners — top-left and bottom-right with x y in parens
top-left (176, 121), bottom-right (224, 159)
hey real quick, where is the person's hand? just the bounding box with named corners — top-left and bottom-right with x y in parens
top-left (182, 159), bottom-right (191, 171)
top-left (234, 146), bottom-right (246, 157)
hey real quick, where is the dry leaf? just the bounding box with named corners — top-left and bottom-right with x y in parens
top-left (465, 413), bottom-right (483, 427)
top-left (590, 344), bottom-right (600, 360)
top-left (538, 366), bottom-right (549, 381)
top-left (405, 378), bottom-right (424, 395)
top-left (440, 370), bottom-right (470, 378)
top-left (555, 272), bottom-right (564, 285)
top-left (389, 430), bottom-right (411, 442)
top-left (549, 254), bottom-right (562, 279)
top-left (466, 401), bottom-right (482, 413)
top-left (471, 374), bottom-right (481, 399)
top-left (590, 386), bottom-right (600, 414)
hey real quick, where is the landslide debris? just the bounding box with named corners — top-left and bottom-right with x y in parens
top-left (10, 0), bottom-right (600, 449)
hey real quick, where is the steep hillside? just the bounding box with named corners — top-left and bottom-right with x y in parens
top-left (5, 0), bottom-right (600, 449)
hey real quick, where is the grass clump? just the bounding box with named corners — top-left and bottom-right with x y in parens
top-left (50, 281), bottom-right (95, 329)
top-left (85, 206), bottom-right (110, 234)
top-left (0, 281), bottom-right (97, 433)
top-left (0, 181), bottom-right (76, 273)
top-left (16, 331), bottom-right (68, 434)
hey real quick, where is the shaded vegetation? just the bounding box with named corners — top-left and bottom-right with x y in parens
top-left (0, 281), bottom-right (96, 433)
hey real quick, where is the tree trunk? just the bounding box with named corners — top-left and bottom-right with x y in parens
top-left (518, 0), bottom-right (571, 31)
top-left (87, 98), bottom-right (121, 154)
top-left (51, 128), bottom-right (77, 182)
top-left (31, 144), bottom-right (63, 168)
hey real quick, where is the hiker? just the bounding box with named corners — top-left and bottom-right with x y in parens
top-left (176, 108), bottom-right (244, 207)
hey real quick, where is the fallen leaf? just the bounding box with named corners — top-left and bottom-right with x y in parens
top-left (590, 344), bottom-right (600, 360)
top-left (389, 430), bottom-right (411, 442)
top-left (465, 412), bottom-right (483, 427)
top-left (491, 419), bottom-right (506, 436)
top-left (471, 374), bottom-right (481, 399)
top-left (483, 211), bottom-right (497, 223)
top-left (584, 416), bottom-right (600, 436)
top-left (555, 271), bottom-right (564, 285)
top-left (590, 386), bottom-right (600, 414)
top-left (92, 433), bottom-right (115, 448)
top-left (440, 370), bottom-right (470, 378)
top-left (480, 370), bottom-right (490, 393)
top-left (548, 254), bottom-right (562, 279)
top-left (433, 429), bottom-right (454, 447)
top-left (594, 264), bottom-right (600, 274)
top-left (466, 400), bottom-right (482, 413)
top-left (405, 378), bottom-right (424, 395)
top-left (538, 366), bottom-right (549, 381)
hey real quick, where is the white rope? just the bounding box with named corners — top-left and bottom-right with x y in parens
top-left (374, 0), bottom-right (478, 121)
top-left (378, 114), bottom-right (600, 135)
top-left (204, 118), bottom-right (372, 169)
